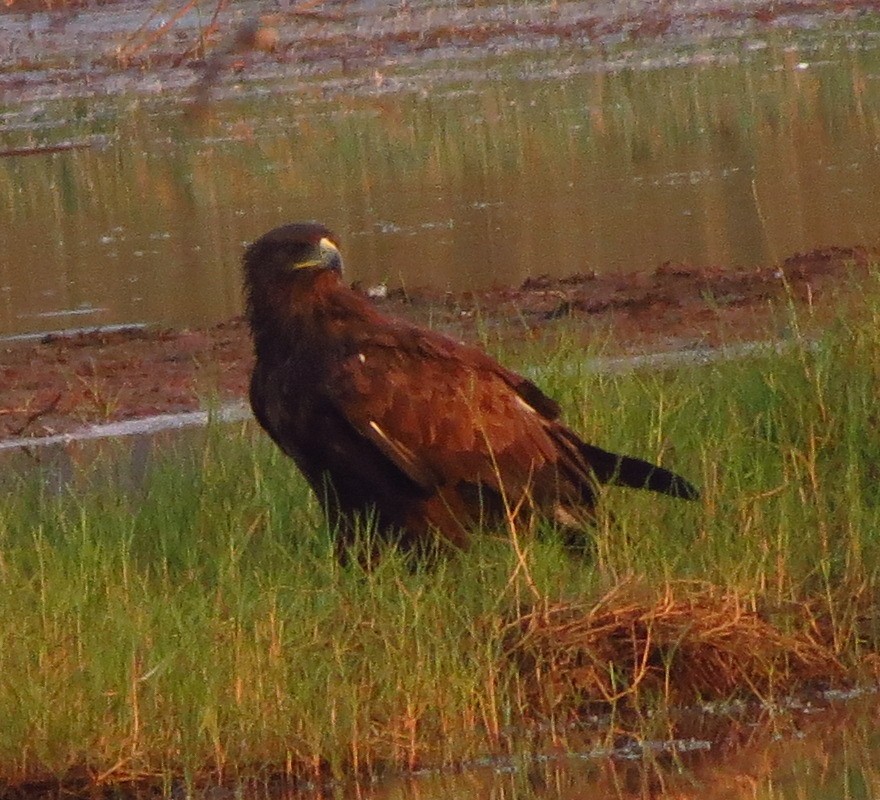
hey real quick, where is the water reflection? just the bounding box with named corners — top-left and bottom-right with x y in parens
top-left (2, 31), bottom-right (880, 336)
top-left (144, 696), bottom-right (880, 800)
top-left (306, 699), bottom-right (880, 800)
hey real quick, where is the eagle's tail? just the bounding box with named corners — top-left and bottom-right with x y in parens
top-left (578, 441), bottom-right (700, 500)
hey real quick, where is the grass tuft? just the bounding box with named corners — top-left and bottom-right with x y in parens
top-left (506, 582), bottom-right (845, 716)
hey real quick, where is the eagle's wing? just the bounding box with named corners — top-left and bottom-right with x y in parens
top-left (320, 325), bottom-right (567, 499)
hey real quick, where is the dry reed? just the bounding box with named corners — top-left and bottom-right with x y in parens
top-left (505, 582), bottom-right (846, 715)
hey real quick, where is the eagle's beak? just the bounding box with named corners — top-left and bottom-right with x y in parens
top-left (290, 237), bottom-right (343, 271)
top-left (319, 237), bottom-right (342, 272)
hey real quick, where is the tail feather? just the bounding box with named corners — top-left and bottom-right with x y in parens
top-left (579, 442), bottom-right (700, 501)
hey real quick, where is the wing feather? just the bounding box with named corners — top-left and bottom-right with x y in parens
top-left (320, 324), bottom-right (563, 500)
top-left (363, 419), bottom-right (441, 488)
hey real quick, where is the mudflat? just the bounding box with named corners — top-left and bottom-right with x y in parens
top-left (2, 245), bottom-right (873, 442)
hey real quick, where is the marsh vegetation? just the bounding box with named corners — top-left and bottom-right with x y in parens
top-left (3, 295), bottom-right (880, 794)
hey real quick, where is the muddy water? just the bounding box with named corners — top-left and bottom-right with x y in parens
top-left (2, 19), bottom-right (880, 337)
top-left (254, 694), bottom-right (880, 800)
top-left (356, 705), bottom-right (880, 800)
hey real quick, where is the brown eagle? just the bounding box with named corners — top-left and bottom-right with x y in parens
top-left (244, 222), bottom-right (699, 552)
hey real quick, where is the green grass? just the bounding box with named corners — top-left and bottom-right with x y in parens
top-left (3, 309), bottom-right (880, 792)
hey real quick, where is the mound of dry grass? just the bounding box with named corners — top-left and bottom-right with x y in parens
top-left (505, 582), bottom-right (846, 716)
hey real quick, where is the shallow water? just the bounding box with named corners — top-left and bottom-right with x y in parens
top-left (2, 7), bottom-right (880, 336)
top-left (253, 690), bottom-right (880, 800)
top-left (179, 692), bottom-right (880, 800)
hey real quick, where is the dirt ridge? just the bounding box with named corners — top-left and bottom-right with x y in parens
top-left (1, 246), bottom-right (875, 444)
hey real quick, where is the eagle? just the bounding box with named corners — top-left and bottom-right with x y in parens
top-left (243, 222), bottom-right (699, 553)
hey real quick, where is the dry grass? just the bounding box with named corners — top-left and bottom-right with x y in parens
top-left (506, 582), bottom-right (846, 716)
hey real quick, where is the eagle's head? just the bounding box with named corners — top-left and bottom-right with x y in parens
top-left (243, 222), bottom-right (344, 333)
top-left (244, 221), bottom-right (342, 278)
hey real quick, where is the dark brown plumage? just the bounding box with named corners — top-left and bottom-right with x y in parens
top-left (243, 222), bottom-right (699, 553)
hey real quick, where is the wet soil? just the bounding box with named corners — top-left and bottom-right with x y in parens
top-left (2, 0), bottom-right (879, 108)
top-left (2, 246), bottom-right (875, 443)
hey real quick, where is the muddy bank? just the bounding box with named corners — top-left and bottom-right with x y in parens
top-left (2, 0), bottom-right (879, 109)
top-left (1, 246), bottom-right (875, 443)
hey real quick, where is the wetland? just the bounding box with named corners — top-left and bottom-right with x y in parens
top-left (3, 0), bottom-right (880, 797)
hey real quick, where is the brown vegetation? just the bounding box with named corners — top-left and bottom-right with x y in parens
top-left (506, 583), bottom-right (846, 719)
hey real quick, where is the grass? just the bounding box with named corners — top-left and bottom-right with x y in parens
top-left (3, 305), bottom-right (880, 794)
